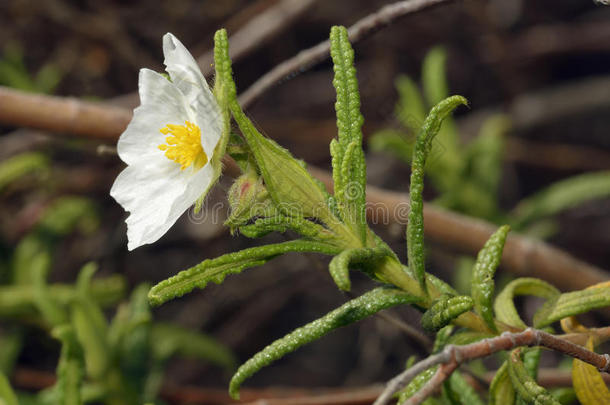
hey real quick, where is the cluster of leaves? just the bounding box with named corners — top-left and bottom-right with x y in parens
top-left (146, 27), bottom-right (610, 405)
top-left (370, 47), bottom-right (610, 295)
top-left (369, 47), bottom-right (610, 235)
top-left (0, 155), bottom-right (235, 405)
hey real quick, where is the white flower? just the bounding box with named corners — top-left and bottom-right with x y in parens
top-left (111, 33), bottom-right (223, 250)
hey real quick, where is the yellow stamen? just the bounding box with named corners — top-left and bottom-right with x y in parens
top-left (158, 121), bottom-right (207, 170)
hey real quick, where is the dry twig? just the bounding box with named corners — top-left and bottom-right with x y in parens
top-left (238, 0), bottom-right (457, 108)
top-left (373, 328), bottom-right (610, 405)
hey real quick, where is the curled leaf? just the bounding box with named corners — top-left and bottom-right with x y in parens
top-left (471, 225), bottom-right (510, 332)
top-left (534, 283), bottom-right (610, 328)
top-left (229, 287), bottom-right (420, 399)
top-left (489, 361), bottom-right (516, 405)
top-left (421, 294), bottom-right (474, 332)
top-left (494, 278), bottom-right (559, 329)
top-left (507, 348), bottom-right (560, 405)
top-left (328, 246), bottom-right (392, 291)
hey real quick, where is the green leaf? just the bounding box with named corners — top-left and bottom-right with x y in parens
top-left (421, 294), bottom-right (474, 332)
top-left (36, 197), bottom-right (99, 236)
top-left (407, 95), bottom-right (468, 293)
top-left (447, 331), bottom-right (493, 346)
top-left (511, 171), bottom-right (610, 229)
top-left (572, 337), bottom-right (610, 405)
top-left (0, 370), bottom-right (19, 405)
top-left (444, 370), bottom-right (485, 405)
top-left (471, 225), bottom-right (510, 332)
top-left (329, 25), bottom-right (367, 242)
top-left (52, 326), bottom-right (85, 405)
top-left (228, 287), bottom-right (420, 399)
top-left (32, 258), bottom-right (66, 327)
top-left (150, 323), bottom-right (236, 371)
top-left (494, 278), bottom-right (559, 329)
top-left (489, 361), bottom-right (516, 405)
top-left (149, 241), bottom-right (340, 306)
top-left (368, 129), bottom-right (413, 163)
top-left (398, 366), bottom-right (438, 404)
top-left (395, 75), bottom-right (426, 132)
top-left (507, 348), bottom-right (560, 405)
top-left (422, 47), bottom-right (449, 106)
top-left (0, 152), bottom-right (48, 192)
top-left (328, 246), bottom-right (393, 291)
top-left (533, 285), bottom-right (610, 328)
top-left (433, 325), bottom-right (455, 353)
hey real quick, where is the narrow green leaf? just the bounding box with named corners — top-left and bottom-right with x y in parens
top-left (444, 370), bottom-right (485, 405)
top-left (407, 95), bottom-right (468, 292)
top-left (149, 241), bottom-right (340, 306)
top-left (228, 287), bottom-right (420, 399)
top-left (71, 298), bottom-right (109, 379)
top-left (507, 348), bottom-right (560, 405)
top-left (0, 370), bottom-right (18, 405)
top-left (511, 171), bottom-right (610, 229)
top-left (422, 47), bottom-right (449, 106)
top-left (398, 366), bottom-right (438, 404)
top-left (395, 75), bottom-right (426, 132)
top-left (421, 294), bottom-right (474, 332)
top-left (471, 225), bottom-right (510, 332)
top-left (0, 152), bottom-right (48, 192)
top-left (329, 25), bottom-right (366, 242)
top-left (489, 361), bottom-right (516, 405)
top-left (32, 257), bottom-right (66, 327)
top-left (328, 246), bottom-right (392, 291)
top-left (52, 326), bottom-right (85, 405)
top-left (494, 278), bottom-right (559, 329)
top-left (151, 323), bottom-right (236, 371)
top-left (433, 325), bottom-right (455, 353)
top-left (533, 285), bottom-right (610, 328)
top-left (368, 129), bottom-right (414, 163)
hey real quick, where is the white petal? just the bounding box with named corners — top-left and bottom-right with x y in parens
top-left (110, 159), bottom-right (215, 250)
top-left (117, 69), bottom-right (190, 166)
top-left (162, 33), bottom-right (223, 156)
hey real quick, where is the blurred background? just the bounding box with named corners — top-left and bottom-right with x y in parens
top-left (1, 0), bottom-right (610, 403)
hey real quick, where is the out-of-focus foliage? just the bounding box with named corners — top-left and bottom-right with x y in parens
top-left (0, 42), bottom-right (62, 94)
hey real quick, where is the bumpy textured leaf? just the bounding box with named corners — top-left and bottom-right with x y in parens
top-left (507, 349), bottom-right (560, 405)
top-left (471, 225), bottom-right (510, 332)
top-left (329, 25), bottom-right (366, 242)
top-left (572, 336), bottom-right (610, 405)
top-left (52, 325), bottom-right (85, 405)
top-left (407, 96), bottom-right (468, 292)
top-left (421, 294), bottom-right (474, 332)
top-left (494, 278), bottom-right (559, 329)
top-left (512, 171), bottom-right (610, 228)
top-left (228, 287), bottom-right (420, 399)
top-left (398, 366), bottom-right (438, 404)
top-left (149, 241), bottom-right (340, 306)
top-left (533, 284), bottom-right (610, 328)
top-left (489, 361), bottom-right (516, 405)
top-left (328, 247), bottom-right (392, 291)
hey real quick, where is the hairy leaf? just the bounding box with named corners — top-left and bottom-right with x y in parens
top-left (421, 294), bottom-right (474, 332)
top-left (149, 241), bottom-right (340, 306)
top-left (533, 284), bottom-right (610, 328)
top-left (407, 95), bottom-right (468, 292)
top-left (228, 287), bottom-right (420, 399)
top-left (507, 348), bottom-right (560, 405)
top-left (444, 370), bottom-right (485, 405)
top-left (329, 25), bottom-right (366, 242)
top-left (328, 246), bottom-right (392, 291)
top-left (572, 337), bottom-right (610, 405)
top-left (494, 278), bottom-right (559, 329)
top-left (489, 361), bottom-right (516, 405)
top-left (472, 225), bottom-right (510, 332)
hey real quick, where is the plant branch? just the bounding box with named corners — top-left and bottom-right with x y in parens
top-left (237, 0), bottom-right (458, 109)
top-left (373, 328), bottom-right (610, 405)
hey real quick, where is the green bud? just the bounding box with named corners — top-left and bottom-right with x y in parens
top-left (225, 171), bottom-right (278, 231)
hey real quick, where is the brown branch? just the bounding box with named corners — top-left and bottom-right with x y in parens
top-left (237, 0), bottom-right (457, 109)
top-left (373, 328), bottom-right (610, 405)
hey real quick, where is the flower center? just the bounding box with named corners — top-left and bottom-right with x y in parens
top-left (158, 121), bottom-right (207, 170)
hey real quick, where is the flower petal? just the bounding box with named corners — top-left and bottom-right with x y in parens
top-left (117, 69), bottom-right (191, 166)
top-left (162, 33), bottom-right (222, 156)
